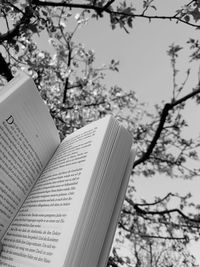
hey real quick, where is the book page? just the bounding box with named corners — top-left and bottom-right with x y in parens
top-left (0, 73), bottom-right (60, 239)
top-left (75, 127), bottom-right (132, 267)
top-left (0, 116), bottom-right (112, 267)
top-left (97, 149), bottom-right (136, 267)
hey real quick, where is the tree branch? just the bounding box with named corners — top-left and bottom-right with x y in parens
top-left (103, 0), bottom-right (116, 10)
top-left (61, 33), bottom-right (72, 104)
top-left (137, 207), bottom-right (200, 223)
top-left (133, 102), bottom-right (172, 167)
top-left (139, 234), bottom-right (187, 241)
top-left (125, 193), bottom-right (175, 207)
top-left (118, 222), bottom-right (188, 241)
top-left (6, 1), bottom-right (25, 14)
top-left (131, 13), bottom-right (200, 28)
top-left (0, 53), bottom-right (13, 81)
top-left (32, 0), bottom-right (106, 14)
top-left (124, 202), bottom-right (200, 224)
top-left (133, 86), bottom-right (200, 168)
top-left (0, 6), bottom-right (33, 44)
top-left (125, 191), bottom-right (200, 223)
top-left (32, 0), bottom-right (200, 28)
top-left (172, 86), bottom-right (200, 106)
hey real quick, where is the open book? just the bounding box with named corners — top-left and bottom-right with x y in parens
top-left (0, 72), bottom-right (135, 267)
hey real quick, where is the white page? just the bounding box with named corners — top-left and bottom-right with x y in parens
top-left (0, 116), bottom-right (112, 267)
top-left (0, 73), bottom-right (60, 239)
top-left (64, 117), bottom-right (118, 266)
top-left (78, 127), bottom-right (132, 267)
top-left (97, 149), bottom-right (136, 267)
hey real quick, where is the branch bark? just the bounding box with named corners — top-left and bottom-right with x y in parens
top-left (0, 6), bottom-right (33, 44)
top-left (134, 206), bottom-right (200, 223)
top-left (32, 0), bottom-right (200, 28)
top-left (133, 86), bottom-right (200, 168)
top-left (118, 222), bottom-right (188, 241)
top-left (126, 193), bottom-right (175, 207)
top-left (62, 41), bottom-right (72, 104)
top-left (125, 196), bottom-right (200, 224)
top-left (0, 53), bottom-right (13, 81)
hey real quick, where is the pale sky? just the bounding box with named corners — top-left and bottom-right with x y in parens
top-left (73, 0), bottom-right (199, 104)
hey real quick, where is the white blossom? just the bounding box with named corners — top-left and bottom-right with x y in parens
top-left (75, 13), bottom-right (80, 20)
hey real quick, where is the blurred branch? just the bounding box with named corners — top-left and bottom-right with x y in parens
top-left (126, 193), bottom-right (175, 207)
top-left (0, 6), bottom-right (33, 44)
top-left (6, 1), bottom-right (25, 14)
top-left (139, 234), bottom-right (187, 241)
top-left (134, 206), bottom-right (200, 223)
top-left (103, 0), bottom-right (116, 10)
top-left (118, 222), bottom-right (188, 241)
top-left (125, 195), bottom-right (200, 223)
top-left (2, 10), bottom-right (10, 33)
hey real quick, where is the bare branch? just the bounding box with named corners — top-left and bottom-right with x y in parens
top-left (0, 53), bottom-right (13, 81)
top-left (118, 222), bottom-right (188, 241)
top-left (126, 193), bottom-right (175, 207)
top-left (133, 102), bottom-right (172, 167)
top-left (6, 1), bottom-right (25, 15)
top-left (103, 0), bottom-right (116, 10)
top-left (133, 86), bottom-right (200, 168)
top-left (129, 202), bottom-right (200, 223)
top-left (2, 10), bottom-right (10, 33)
top-left (138, 207), bottom-right (200, 223)
top-left (125, 192), bottom-right (200, 223)
top-left (172, 86), bottom-right (200, 107)
top-left (32, 0), bottom-right (106, 14)
top-left (139, 234), bottom-right (187, 241)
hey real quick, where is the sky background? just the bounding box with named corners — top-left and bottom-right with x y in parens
top-left (67, 0), bottom-right (200, 263)
top-left (73, 0), bottom-right (199, 103)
